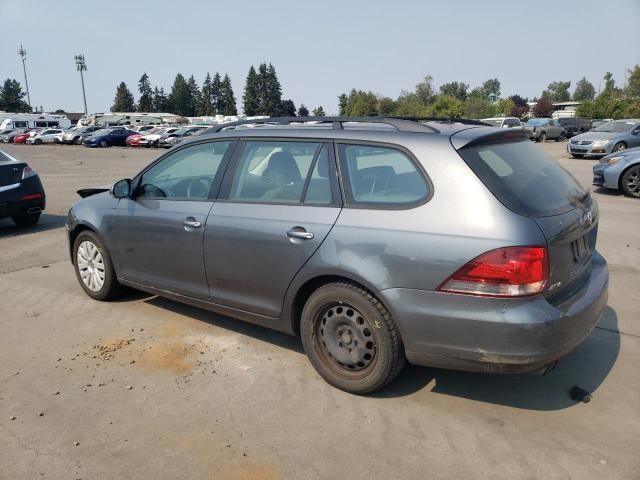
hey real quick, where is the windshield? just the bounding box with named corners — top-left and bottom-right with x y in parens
top-left (458, 139), bottom-right (587, 217)
top-left (526, 119), bottom-right (548, 126)
top-left (593, 121), bottom-right (637, 133)
top-left (483, 119), bottom-right (503, 127)
top-left (91, 129), bottom-right (111, 136)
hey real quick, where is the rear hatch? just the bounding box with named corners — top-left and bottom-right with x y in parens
top-left (455, 132), bottom-right (597, 301)
top-left (0, 151), bottom-right (25, 188)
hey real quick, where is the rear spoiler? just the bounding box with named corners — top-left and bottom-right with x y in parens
top-left (450, 127), bottom-right (528, 150)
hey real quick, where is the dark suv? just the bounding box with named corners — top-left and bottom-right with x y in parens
top-left (558, 117), bottom-right (592, 138)
top-left (66, 117), bottom-right (608, 394)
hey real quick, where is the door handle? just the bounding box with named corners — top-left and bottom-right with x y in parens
top-left (287, 229), bottom-right (314, 240)
top-left (183, 218), bottom-right (202, 228)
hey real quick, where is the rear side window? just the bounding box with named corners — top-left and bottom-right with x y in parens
top-left (458, 140), bottom-right (588, 217)
top-left (338, 144), bottom-right (428, 207)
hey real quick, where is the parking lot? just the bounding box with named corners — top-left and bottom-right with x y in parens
top-left (1, 142), bottom-right (639, 479)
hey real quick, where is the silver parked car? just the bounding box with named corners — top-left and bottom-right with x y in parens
top-left (524, 118), bottom-right (565, 142)
top-left (593, 147), bottom-right (640, 198)
top-left (568, 119), bottom-right (640, 158)
top-left (66, 117), bottom-right (609, 394)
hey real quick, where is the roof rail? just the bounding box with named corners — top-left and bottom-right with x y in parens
top-left (209, 116), bottom-right (490, 133)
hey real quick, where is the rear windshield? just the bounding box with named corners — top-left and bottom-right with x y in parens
top-left (458, 140), bottom-right (588, 217)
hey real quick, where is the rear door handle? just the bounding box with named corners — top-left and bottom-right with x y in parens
top-left (287, 230), bottom-right (314, 240)
top-left (183, 218), bottom-right (202, 229)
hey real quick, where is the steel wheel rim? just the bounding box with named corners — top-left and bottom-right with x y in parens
top-left (77, 241), bottom-right (105, 292)
top-left (315, 303), bottom-right (378, 375)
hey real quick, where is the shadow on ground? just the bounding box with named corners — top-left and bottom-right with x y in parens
top-left (139, 294), bottom-right (619, 411)
top-left (0, 213), bottom-right (67, 238)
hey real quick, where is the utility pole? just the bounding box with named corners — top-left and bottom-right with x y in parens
top-left (17, 45), bottom-right (32, 109)
top-left (74, 53), bottom-right (88, 115)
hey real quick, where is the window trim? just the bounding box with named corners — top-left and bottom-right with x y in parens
top-left (217, 137), bottom-right (342, 207)
top-left (334, 140), bottom-right (433, 210)
top-left (131, 138), bottom-right (238, 202)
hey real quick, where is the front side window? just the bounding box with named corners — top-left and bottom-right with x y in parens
top-left (229, 141), bottom-right (332, 204)
top-left (138, 141), bottom-right (232, 200)
top-left (338, 144), bottom-right (429, 206)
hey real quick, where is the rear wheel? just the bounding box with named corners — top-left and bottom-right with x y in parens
top-left (73, 231), bottom-right (125, 300)
top-left (557, 133), bottom-right (566, 141)
top-left (73, 136), bottom-right (82, 145)
top-left (11, 211), bottom-right (40, 227)
top-left (300, 282), bottom-right (405, 394)
top-left (99, 140), bottom-right (108, 148)
top-left (538, 132), bottom-right (546, 143)
top-left (621, 165), bottom-right (640, 198)
top-left (612, 142), bottom-right (627, 153)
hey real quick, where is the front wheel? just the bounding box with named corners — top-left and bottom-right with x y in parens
top-left (73, 231), bottom-right (125, 300)
top-left (99, 140), bottom-right (108, 148)
top-left (34, 138), bottom-right (42, 145)
top-left (621, 165), bottom-right (640, 198)
top-left (73, 136), bottom-right (82, 145)
top-left (300, 282), bottom-right (405, 394)
top-left (612, 142), bottom-right (626, 153)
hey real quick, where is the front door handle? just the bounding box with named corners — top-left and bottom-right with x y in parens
top-left (183, 218), bottom-right (202, 229)
top-left (287, 229), bottom-right (314, 240)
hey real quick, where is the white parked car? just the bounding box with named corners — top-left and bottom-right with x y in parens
top-left (481, 117), bottom-right (523, 128)
top-left (26, 129), bottom-right (64, 145)
top-left (138, 127), bottom-right (181, 147)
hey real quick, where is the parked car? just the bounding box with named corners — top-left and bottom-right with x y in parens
top-left (126, 134), bottom-right (144, 147)
top-left (481, 117), bottom-right (522, 128)
top-left (591, 119), bottom-right (613, 129)
top-left (66, 116), bottom-right (608, 394)
top-left (593, 147), bottom-right (640, 198)
top-left (13, 132), bottom-right (32, 144)
top-left (84, 128), bottom-right (137, 148)
top-left (139, 127), bottom-right (182, 147)
top-left (26, 129), bottom-right (64, 145)
top-left (557, 117), bottom-right (592, 138)
top-left (568, 119), bottom-right (640, 158)
top-left (0, 149), bottom-right (45, 226)
top-left (524, 118), bottom-right (565, 142)
top-left (0, 128), bottom-right (32, 143)
top-left (157, 126), bottom-right (209, 148)
top-left (61, 126), bottom-right (102, 145)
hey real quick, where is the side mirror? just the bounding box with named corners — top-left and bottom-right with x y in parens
top-left (112, 179), bottom-right (132, 199)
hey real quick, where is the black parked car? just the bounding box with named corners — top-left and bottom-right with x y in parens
top-left (0, 150), bottom-right (46, 226)
top-left (557, 117), bottom-right (592, 138)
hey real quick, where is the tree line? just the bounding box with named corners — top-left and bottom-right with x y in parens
top-left (111, 63), bottom-right (325, 118)
top-left (338, 65), bottom-right (640, 120)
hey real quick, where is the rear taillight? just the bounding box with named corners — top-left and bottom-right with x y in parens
top-left (438, 246), bottom-right (549, 297)
top-left (22, 166), bottom-right (37, 179)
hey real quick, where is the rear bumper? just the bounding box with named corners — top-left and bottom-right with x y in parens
top-left (380, 252), bottom-right (609, 373)
top-left (0, 177), bottom-right (46, 220)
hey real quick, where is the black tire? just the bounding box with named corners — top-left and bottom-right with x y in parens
top-left (11, 211), bottom-right (40, 227)
top-left (99, 140), bottom-right (108, 148)
top-left (620, 165), bottom-right (640, 198)
top-left (73, 136), bottom-right (82, 145)
top-left (612, 142), bottom-right (627, 153)
top-left (557, 133), bottom-right (566, 141)
top-left (538, 132), bottom-right (546, 143)
top-left (34, 138), bottom-right (42, 145)
top-left (300, 282), bottom-right (405, 394)
top-left (571, 154), bottom-right (585, 159)
top-left (72, 230), bottom-right (125, 301)
top-left (153, 140), bottom-right (159, 148)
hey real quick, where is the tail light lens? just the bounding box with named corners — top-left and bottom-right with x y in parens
top-left (22, 166), bottom-right (37, 179)
top-left (438, 246), bottom-right (549, 297)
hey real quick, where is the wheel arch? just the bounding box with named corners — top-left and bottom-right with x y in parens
top-left (618, 161), bottom-right (640, 192)
top-left (288, 274), bottom-right (392, 336)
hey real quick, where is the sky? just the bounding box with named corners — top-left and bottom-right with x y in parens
top-left (1, 0), bottom-right (639, 115)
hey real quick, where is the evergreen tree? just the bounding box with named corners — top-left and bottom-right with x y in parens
top-left (110, 82), bottom-right (136, 112)
top-left (243, 66), bottom-right (259, 116)
top-left (167, 73), bottom-right (191, 116)
top-left (199, 73), bottom-right (215, 116)
top-left (542, 81), bottom-right (572, 102)
top-left (297, 104), bottom-right (309, 116)
top-left (312, 106), bottom-right (325, 117)
top-left (280, 99), bottom-right (296, 116)
top-left (137, 73), bottom-right (153, 112)
top-left (338, 94), bottom-right (348, 115)
top-left (603, 72), bottom-right (616, 94)
top-left (573, 77), bottom-right (596, 101)
top-left (0, 79), bottom-right (31, 112)
top-left (263, 63), bottom-right (283, 116)
top-left (152, 86), bottom-right (167, 112)
top-left (211, 72), bottom-right (222, 113)
top-left (626, 65), bottom-right (640, 98)
top-left (186, 75), bottom-right (201, 117)
top-left (218, 74), bottom-right (237, 115)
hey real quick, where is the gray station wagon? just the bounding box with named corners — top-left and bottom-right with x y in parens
top-left (66, 117), bottom-right (609, 394)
